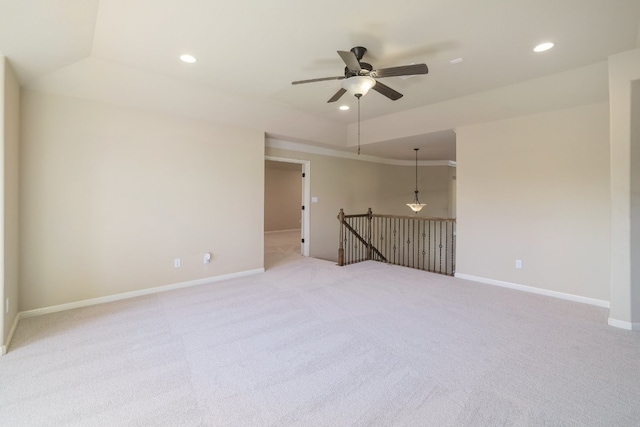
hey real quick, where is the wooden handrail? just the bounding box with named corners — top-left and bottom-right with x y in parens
top-left (370, 213), bottom-right (456, 222)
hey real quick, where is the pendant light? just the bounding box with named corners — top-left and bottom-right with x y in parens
top-left (407, 148), bottom-right (426, 213)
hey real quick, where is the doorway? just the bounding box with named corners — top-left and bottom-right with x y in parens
top-left (264, 156), bottom-right (310, 257)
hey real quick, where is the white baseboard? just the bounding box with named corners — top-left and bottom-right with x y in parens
top-left (454, 273), bottom-right (610, 308)
top-left (20, 268), bottom-right (264, 320)
top-left (2, 312), bottom-right (22, 356)
top-left (607, 318), bottom-right (640, 331)
top-left (3, 269), bottom-right (264, 355)
top-left (265, 229), bottom-right (301, 234)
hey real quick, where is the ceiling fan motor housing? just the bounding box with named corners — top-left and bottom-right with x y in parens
top-left (350, 46), bottom-right (367, 61)
top-left (344, 62), bottom-right (373, 77)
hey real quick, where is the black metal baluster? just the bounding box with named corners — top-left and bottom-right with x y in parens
top-left (399, 217), bottom-right (403, 265)
top-left (410, 219), bottom-right (415, 268)
top-left (428, 221), bottom-right (432, 272)
top-left (352, 217), bottom-right (356, 263)
top-left (421, 223), bottom-right (427, 271)
top-left (388, 217), bottom-right (392, 263)
top-left (407, 219), bottom-right (411, 267)
top-left (445, 222), bottom-right (449, 275)
top-left (417, 220), bottom-right (421, 270)
top-left (452, 222), bottom-right (456, 275)
top-left (439, 221), bottom-right (443, 274)
top-left (348, 218), bottom-right (352, 264)
top-left (347, 218), bottom-right (352, 264)
top-left (356, 217), bottom-right (359, 262)
top-left (404, 218), bottom-right (409, 267)
top-left (417, 219), bottom-right (420, 269)
top-left (404, 218), bottom-right (408, 267)
top-left (393, 218), bottom-right (397, 264)
top-left (358, 216), bottom-right (362, 262)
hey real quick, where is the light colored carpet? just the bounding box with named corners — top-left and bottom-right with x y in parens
top-left (2, 230), bottom-right (640, 426)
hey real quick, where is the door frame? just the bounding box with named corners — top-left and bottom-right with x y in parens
top-left (265, 156), bottom-right (310, 257)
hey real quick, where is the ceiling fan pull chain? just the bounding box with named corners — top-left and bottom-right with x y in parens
top-left (357, 94), bottom-right (361, 155)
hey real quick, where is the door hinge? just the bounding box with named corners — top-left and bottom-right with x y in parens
top-left (302, 205), bottom-right (305, 210)
top-left (301, 238), bottom-right (305, 243)
top-left (302, 172), bottom-right (306, 178)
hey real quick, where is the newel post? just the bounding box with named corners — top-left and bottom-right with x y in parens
top-left (338, 208), bottom-right (345, 266)
top-left (367, 207), bottom-right (373, 260)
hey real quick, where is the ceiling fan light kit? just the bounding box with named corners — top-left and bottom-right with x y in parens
top-left (342, 76), bottom-right (376, 97)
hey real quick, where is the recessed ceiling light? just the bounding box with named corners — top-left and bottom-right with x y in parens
top-left (339, 105), bottom-right (349, 111)
top-left (180, 54), bottom-right (197, 63)
top-left (533, 42), bottom-right (554, 53)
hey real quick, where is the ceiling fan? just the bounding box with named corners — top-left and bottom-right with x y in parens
top-left (291, 46), bottom-right (429, 103)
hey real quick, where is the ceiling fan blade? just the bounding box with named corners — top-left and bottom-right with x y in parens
top-left (371, 81), bottom-right (403, 101)
top-left (337, 50), bottom-right (361, 72)
top-left (371, 63), bottom-right (428, 78)
top-left (292, 76), bottom-right (344, 85)
top-left (327, 88), bottom-right (347, 103)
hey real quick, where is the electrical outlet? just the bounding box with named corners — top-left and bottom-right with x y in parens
top-left (174, 258), bottom-right (181, 268)
top-left (515, 259), bottom-right (522, 269)
top-left (204, 253), bottom-right (211, 264)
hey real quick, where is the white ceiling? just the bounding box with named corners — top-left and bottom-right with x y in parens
top-left (1, 0), bottom-right (639, 160)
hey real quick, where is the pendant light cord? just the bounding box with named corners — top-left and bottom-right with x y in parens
top-left (415, 148), bottom-right (418, 192)
top-left (414, 148), bottom-right (420, 202)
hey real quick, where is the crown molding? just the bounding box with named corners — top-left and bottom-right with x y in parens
top-left (266, 138), bottom-right (456, 167)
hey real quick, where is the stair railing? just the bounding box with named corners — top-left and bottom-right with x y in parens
top-left (338, 208), bottom-right (456, 276)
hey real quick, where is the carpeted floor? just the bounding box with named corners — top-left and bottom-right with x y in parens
top-left (1, 230), bottom-right (639, 426)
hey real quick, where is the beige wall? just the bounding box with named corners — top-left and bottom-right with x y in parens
top-left (2, 58), bottom-right (20, 351)
top-left (373, 163), bottom-right (453, 219)
top-left (631, 80), bottom-right (640, 322)
top-left (264, 163), bottom-right (302, 232)
top-left (349, 63), bottom-right (608, 147)
top-left (456, 102), bottom-right (610, 301)
top-left (265, 144), bottom-right (454, 262)
top-left (1, 57), bottom-right (4, 349)
top-left (608, 48), bottom-right (640, 327)
top-left (19, 90), bottom-right (264, 311)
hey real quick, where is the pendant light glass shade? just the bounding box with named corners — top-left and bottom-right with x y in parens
top-left (342, 76), bottom-right (376, 97)
top-left (407, 148), bottom-right (426, 213)
top-left (407, 200), bottom-right (425, 212)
